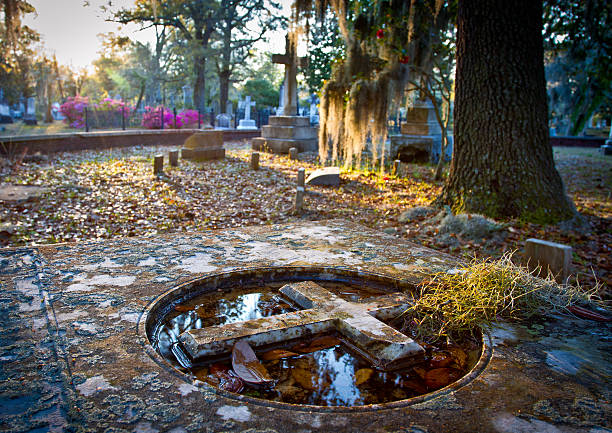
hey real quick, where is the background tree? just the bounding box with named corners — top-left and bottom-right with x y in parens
top-left (0, 0), bottom-right (38, 104)
top-left (304, 10), bottom-right (344, 94)
top-left (115, 0), bottom-right (222, 111)
top-left (543, 0), bottom-right (611, 135)
top-left (212, 0), bottom-right (282, 113)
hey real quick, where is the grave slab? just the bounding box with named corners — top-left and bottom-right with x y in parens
top-left (0, 220), bottom-right (609, 432)
top-left (306, 166), bottom-right (341, 186)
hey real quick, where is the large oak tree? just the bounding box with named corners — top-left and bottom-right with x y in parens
top-left (437, 0), bottom-right (576, 223)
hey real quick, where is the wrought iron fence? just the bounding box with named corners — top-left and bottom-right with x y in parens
top-left (82, 107), bottom-right (220, 132)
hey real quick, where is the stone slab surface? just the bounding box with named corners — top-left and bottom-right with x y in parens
top-left (268, 116), bottom-right (310, 127)
top-left (181, 147), bottom-right (225, 161)
top-left (0, 221), bottom-right (610, 432)
top-left (306, 167), bottom-right (341, 186)
top-left (251, 137), bottom-right (318, 153)
top-left (0, 184), bottom-right (48, 201)
top-left (183, 130), bottom-right (224, 149)
top-left (262, 125), bottom-right (317, 140)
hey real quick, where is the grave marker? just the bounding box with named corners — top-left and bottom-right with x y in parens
top-left (178, 281), bottom-right (424, 370)
top-left (153, 154), bottom-right (164, 175)
top-left (295, 186), bottom-right (304, 213)
top-left (169, 150), bottom-right (179, 167)
top-left (297, 168), bottom-right (305, 187)
top-left (250, 152), bottom-right (260, 170)
top-left (289, 147), bottom-right (298, 160)
top-left (525, 238), bottom-right (572, 282)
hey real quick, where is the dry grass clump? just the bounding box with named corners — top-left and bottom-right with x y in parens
top-left (402, 252), bottom-right (603, 343)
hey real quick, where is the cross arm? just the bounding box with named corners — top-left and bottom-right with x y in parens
top-left (178, 309), bottom-right (332, 360)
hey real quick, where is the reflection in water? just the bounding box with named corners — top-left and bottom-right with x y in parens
top-left (151, 283), bottom-right (478, 406)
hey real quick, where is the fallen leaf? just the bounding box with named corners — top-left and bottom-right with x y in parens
top-left (424, 368), bottom-right (462, 389)
top-left (355, 368), bottom-right (373, 386)
top-left (261, 349), bottom-right (299, 361)
top-left (293, 335), bottom-right (341, 353)
top-left (232, 340), bottom-right (273, 385)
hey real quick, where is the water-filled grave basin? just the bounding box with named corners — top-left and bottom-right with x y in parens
top-left (145, 268), bottom-right (484, 408)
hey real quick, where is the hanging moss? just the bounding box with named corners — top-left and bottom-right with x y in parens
top-left (297, 0), bottom-right (449, 170)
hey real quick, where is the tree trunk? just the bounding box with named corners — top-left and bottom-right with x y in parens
top-left (193, 55), bottom-right (207, 112)
top-left (219, 69), bottom-right (230, 113)
top-left (437, 0), bottom-right (575, 223)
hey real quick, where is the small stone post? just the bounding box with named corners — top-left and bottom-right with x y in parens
top-left (250, 152), bottom-right (260, 170)
top-left (289, 147), bottom-right (298, 160)
top-left (297, 168), bottom-right (305, 187)
top-left (153, 154), bottom-right (164, 175)
top-left (169, 150), bottom-right (179, 167)
top-left (393, 159), bottom-right (401, 176)
top-left (295, 186), bottom-right (304, 213)
top-left (525, 238), bottom-right (572, 283)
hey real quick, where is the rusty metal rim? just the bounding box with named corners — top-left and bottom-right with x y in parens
top-left (137, 265), bottom-right (492, 413)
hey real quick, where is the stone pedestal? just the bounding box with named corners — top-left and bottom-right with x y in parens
top-left (390, 101), bottom-right (443, 163)
top-left (181, 131), bottom-right (225, 161)
top-left (237, 119), bottom-right (257, 130)
top-left (252, 116), bottom-right (317, 154)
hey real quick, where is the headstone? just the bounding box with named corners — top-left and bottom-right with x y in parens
top-left (390, 99), bottom-right (444, 163)
top-left (525, 238), bottom-right (572, 283)
top-left (0, 103), bottom-right (12, 124)
top-left (182, 85), bottom-right (193, 107)
top-left (153, 155), bottom-right (164, 175)
top-left (305, 167), bottom-right (340, 186)
top-left (297, 168), bottom-right (305, 187)
top-left (215, 114), bottom-right (231, 129)
top-left (289, 147), bottom-right (298, 160)
top-left (24, 97), bottom-right (37, 125)
top-left (295, 186), bottom-right (304, 213)
top-left (250, 152), bottom-right (260, 170)
top-left (169, 150), bottom-right (179, 167)
top-left (51, 102), bottom-right (64, 120)
top-left (181, 131), bottom-right (225, 161)
top-left (251, 32), bottom-right (318, 154)
top-left (178, 281), bottom-right (424, 369)
top-left (237, 95), bottom-right (257, 130)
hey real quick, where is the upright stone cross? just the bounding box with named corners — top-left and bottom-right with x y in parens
top-left (243, 95), bottom-right (256, 121)
top-left (178, 281), bottom-right (424, 370)
top-left (272, 33), bottom-right (307, 117)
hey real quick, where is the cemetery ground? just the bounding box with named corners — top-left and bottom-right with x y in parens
top-left (0, 142), bottom-right (610, 299)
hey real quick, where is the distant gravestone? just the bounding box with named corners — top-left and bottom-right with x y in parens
top-left (525, 238), bottom-right (572, 283)
top-left (289, 147), bottom-right (298, 160)
top-left (215, 114), bottom-right (231, 129)
top-left (237, 96), bottom-right (257, 130)
top-left (24, 97), bottom-right (37, 125)
top-left (0, 103), bottom-right (12, 124)
top-left (305, 167), bottom-right (340, 186)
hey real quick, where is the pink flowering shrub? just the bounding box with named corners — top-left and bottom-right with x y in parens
top-left (59, 96), bottom-right (89, 129)
top-left (96, 98), bottom-right (131, 118)
top-left (141, 107), bottom-right (199, 129)
top-left (178, 109), bottom-right (200, 128)
top-left (141, 106), bottom-right (180, 129)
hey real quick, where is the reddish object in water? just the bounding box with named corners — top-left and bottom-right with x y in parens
top-left (568, 305), bottom-right (611, 322)
top-left (232, 340), bottom-right (274, 385)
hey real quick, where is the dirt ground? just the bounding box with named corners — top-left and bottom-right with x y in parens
top-left (1, 142), bottom-right (610, 298)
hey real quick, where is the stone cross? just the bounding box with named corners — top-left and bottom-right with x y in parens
top-left (272, 33), bottom-right (307, 117)
top-left (243, 95), bottom-right (256, 121)
top-left (178, 281), bottom-right (424, 370)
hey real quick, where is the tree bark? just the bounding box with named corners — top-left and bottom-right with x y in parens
top-left (437, 0), bottom-right (575, 223)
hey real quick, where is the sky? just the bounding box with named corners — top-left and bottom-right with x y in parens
top-left (23, 0), bottom-right (292, 72)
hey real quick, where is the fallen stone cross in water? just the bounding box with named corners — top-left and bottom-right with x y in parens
top-left (178, 281), bottom-right (424, 370)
